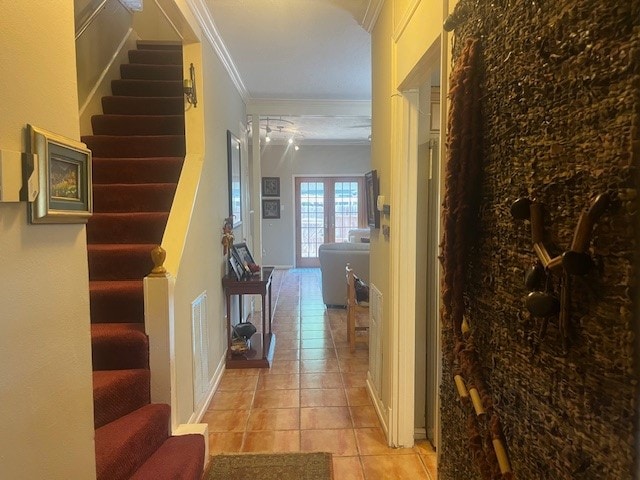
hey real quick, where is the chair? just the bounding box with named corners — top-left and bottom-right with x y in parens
top-left (346, 263), bottom-right (369, 352)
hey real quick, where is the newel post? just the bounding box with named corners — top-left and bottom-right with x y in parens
top-left (144, 245), bottom-right (178, 429)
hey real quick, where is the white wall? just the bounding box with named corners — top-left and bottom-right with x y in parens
top-left (259, 144), bottom-right (371, 266)
top-left (0, 3), bottom-right (96, 479)
top-left (172, 36), bottom-right (248, 423)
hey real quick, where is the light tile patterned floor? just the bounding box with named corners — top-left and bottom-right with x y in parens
top-left (205, 268), bottom-right (437, 479)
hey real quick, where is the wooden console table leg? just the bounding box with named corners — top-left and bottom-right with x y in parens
top-left (261, 292), bottom-right (267, 359)
top-left (226, 291), bottom-right (232, 359)
top-left (268, 282), bottom-right (272, 334)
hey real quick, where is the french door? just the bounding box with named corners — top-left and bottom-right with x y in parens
top-left (295, 176), bottom-right (365, 267)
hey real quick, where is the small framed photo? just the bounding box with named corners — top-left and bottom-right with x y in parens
top-left (28, 124), bottom-right (92, 224)
top-left (232, 242), bottom-right (255, 267)
top-left (262, 199), bottom-right (280, 219)
top-left (262, 177), bottom-right (280, 197)
top-left (228, 254), bottom-right (244, 281)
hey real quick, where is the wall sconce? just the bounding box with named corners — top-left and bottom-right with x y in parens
top-left (183, 63), bottom-right (197, 107)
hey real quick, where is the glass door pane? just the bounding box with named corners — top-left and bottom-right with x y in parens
top-left (295, 176), bottom-right (365, 267)
top-left (300, 181), bottom-right (325, 259)
top-left (333, 181), bottom-right (360, 242)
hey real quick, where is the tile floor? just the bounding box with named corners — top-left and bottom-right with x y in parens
top-left (205, 268), bottom-right (437, 479)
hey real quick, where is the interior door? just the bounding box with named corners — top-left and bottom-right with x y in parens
top-left (295, 176), bottom-right (365, 267)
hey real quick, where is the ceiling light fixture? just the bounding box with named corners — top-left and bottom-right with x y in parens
top-left (265, 119), bottom-right (271, 143)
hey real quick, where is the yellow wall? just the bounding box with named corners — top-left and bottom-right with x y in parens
top-left (370, 0), bottom-right (394, 412)
top-left (0, 3), bottom-right (96, 478)
top-left (370, 0), bottom-right (442, 425)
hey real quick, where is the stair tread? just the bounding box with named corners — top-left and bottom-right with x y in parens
top-left (88, 212), bottom-right (169, 244)
top-left (90, 211), bottom-right (170, 218)
top-left (111, 79), bottom-right (184, 97)
top-left (136, 40), bottom-right (182, 50)
top-left (89, 280), bottom-right (144, 325)
top-left (83, 134), bottom-right (185, 139)
top-left (87, 242), bottom-right (158, 251)
top-left (120, 64), bottom-right (183, 81)
top-left (102, 96), bottom-right (184, 115)
top-left (88, 244), bottom-right (157, 281)
top-left (95, 404), bottom-right (171, 480)
top-left (91, 322), bottom-right (146, 337)
top-left (91, 114), bottom-right (185, 135)
top-left (92, 183), bottom-right (178, 213)
top-left (89, 279), bottom-right (143, 291)
top-left (128, 49), bottom-right (183, 66)
top-left (91, 323), bottom-right (148, 370)
top-left (83, 135), bottom-right (186, 158)
top-left (130, 434), bottom-right (205, 480)
top-left (93, 369), bottom-right (150, 429)
top-left (93, 182), bottom-right (178, 187)
top-left (112, 79), bottom-right (183, 85)
top-left (92, 156), bottom-right (184, 160)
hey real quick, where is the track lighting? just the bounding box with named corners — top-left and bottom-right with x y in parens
top-left (294, 145), bottom-right (300, 151)
top-left (288, 138), bottom-right (294, 144)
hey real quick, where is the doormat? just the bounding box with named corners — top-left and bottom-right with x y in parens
top-left (206, 452), bottom-right (333, 480)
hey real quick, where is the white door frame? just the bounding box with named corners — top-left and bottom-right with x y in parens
top-left (388, 90), bottom-right (419, 447)
top-left (389, 33), bottom-right (445, 448)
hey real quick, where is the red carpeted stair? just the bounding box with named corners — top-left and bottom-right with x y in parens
top-left (82, 41), bottom-right (204, 480)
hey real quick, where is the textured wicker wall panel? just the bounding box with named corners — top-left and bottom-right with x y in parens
top-left (440, 1), bottom-right (639, 479)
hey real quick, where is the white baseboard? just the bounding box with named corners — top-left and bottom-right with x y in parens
top-left (366, 375), bottom-right (388, 438)
top-left (414, 427), bottom-right (427, 439)
top-left (184, 351), bottom-right (225, 471)
top-left (190, 351), bottom-right (225, 424)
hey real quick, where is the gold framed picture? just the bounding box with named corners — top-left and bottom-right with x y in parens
top-left (28, 124), bottom-right (92, 224)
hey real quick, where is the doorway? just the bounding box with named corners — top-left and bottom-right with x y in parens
top-left (294, 176), bottom-right (365, 267)
top-left (388, 35), bottom-right (443, 449)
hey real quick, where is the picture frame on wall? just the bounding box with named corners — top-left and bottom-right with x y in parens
top-left (227, 130), bottom-right (242, 228)
top-left (364, 169), bottom-right (380, 228)
top-left (262, 199), bottom-right (280, 219)
top-left (27, 124), bottom-right (93, 224)
top-left (262, 176), bottom-right (280, 197)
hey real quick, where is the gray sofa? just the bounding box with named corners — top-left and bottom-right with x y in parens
top-left (318, 241), bottom-right (370, 307)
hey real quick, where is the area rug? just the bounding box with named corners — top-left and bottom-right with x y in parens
top-left (206, 452), bottom-right (333, 480)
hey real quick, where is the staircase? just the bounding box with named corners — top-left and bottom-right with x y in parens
top-left (82, 41), bottom-right (204, 480)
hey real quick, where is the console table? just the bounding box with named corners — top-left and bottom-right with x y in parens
top-left (222, 267), bottom-right (275, 368)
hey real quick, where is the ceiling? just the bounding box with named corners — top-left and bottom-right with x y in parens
top-left (207, 0), bottom-right (382, 143)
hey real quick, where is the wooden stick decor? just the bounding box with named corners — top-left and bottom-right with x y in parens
top-left (441, 37), bottom-right (510, 479)
top-left (510, 193), bottom-right (610, 353)
top-left (469, 387), bottom-right (486, 416)
top-left (454, 374), bottom-right (469, 398)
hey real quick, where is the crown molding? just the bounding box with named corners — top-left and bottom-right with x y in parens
top-left (246, 98), bottom-right (371, 117)
top-left (362, 0), bottom-right (385, 33)
top-left (186, 0), bottom-right (250, 101)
